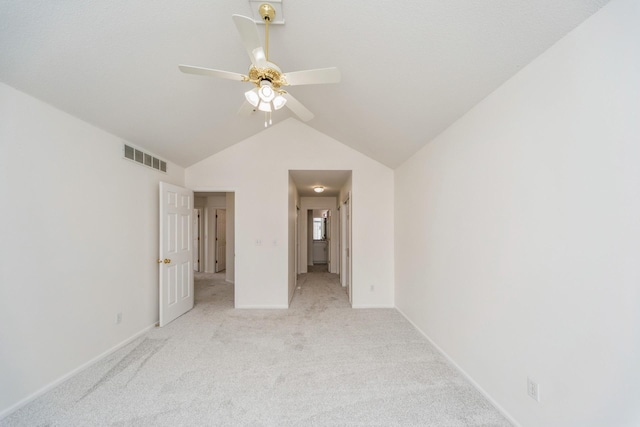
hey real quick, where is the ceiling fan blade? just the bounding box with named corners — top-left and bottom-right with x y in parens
top-left (252, 47), bottom-right (267, 68)
top-left (284, 67), bottom-right (341, 86)
top-left (238, 100), bottom-right (256, 116)
top-left (232, 14), bottom-right (267, 67)
top-left (178, 65), bottom-right (246, 81)
top-left (282, 92), bottom-right (314, 122)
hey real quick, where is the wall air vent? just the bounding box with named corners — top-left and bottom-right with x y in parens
top-left (123, 144), bottom-right (167, 172)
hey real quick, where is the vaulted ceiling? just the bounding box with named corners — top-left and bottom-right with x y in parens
top-left (1, 0), bottom-right (609, 168)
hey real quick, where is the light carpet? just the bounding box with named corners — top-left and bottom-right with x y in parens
top-left (2, 271), bottom-right (512, 426)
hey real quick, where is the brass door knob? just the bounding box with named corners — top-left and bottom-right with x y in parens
top-left (157, 259), bottom-right (171, 264)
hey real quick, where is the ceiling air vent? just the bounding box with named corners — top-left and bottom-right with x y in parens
top-left (123, 144), bottom-right (167, 172)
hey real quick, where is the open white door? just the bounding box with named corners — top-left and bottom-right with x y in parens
top-left (159, 182), bottom-right (194, 327)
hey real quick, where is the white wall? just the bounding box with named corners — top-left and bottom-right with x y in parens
top-left (194, 196), bottom-right (206, 208)
top-left (394, 0), bottom-right (640, 425)
top-left (0, 83), bottom-right (185, 416)
top-left (186, 118), bottom-right (394, 309)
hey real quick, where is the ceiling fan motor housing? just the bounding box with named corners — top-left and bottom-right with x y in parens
top-left (249, 64), bottom-right (287, 89)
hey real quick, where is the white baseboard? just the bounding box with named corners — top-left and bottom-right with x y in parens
top-left (395, 307), bottom-right (521, 427)
top-left (234, 305), bottom-right (288, 309)
top-left (0, 323), bottom-right (156, 421)
top-left (351, 304), bottom-right (395, 309)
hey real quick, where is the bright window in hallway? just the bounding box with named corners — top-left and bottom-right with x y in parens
top-left (313, 218), bottom-right (325, 240)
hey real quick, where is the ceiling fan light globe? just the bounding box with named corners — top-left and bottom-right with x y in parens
top-left (258, 101), bottom-right (272, 112)
top-left (245, 89), bottom-right (260, 107)
top-left (258, 84), bottom-right (275, 102)
top-left (272, 95), bottom-right (287, 110)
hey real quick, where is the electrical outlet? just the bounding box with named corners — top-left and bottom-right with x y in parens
top-left (116, 312), bottom-right (122, 324)
top-left (527, 377), bottom-right (540, 402)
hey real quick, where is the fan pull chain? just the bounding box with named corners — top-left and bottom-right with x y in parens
top-left (264, 111), bottom-right (273, 127)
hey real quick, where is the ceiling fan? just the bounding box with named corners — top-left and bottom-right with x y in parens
top-left (179, 3), bottom-right (340, 126)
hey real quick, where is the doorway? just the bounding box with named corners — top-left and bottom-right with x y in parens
top-left (288, 170), bottom-right (352, 305)
top-left (310, 209), bottom-right (329, 267)
top-left (193, 192), bottom-right (235, 285)
top-left (299, 205), bottom-right (337, 274)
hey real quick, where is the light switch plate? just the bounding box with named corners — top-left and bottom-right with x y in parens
top-left (527, 377), bottom-right (540, 402)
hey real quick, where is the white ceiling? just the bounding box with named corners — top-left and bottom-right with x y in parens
top-left (290, 170), bottom-right (351, 198)
top-left (0, 1), bottom-right (609, 169)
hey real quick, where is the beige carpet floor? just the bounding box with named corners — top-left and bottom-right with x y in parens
top-left (2, 271), bottom-right (512, 426)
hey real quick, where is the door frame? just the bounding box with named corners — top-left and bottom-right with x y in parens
top-left (191, 188), bottom-right (236, 297)
top-left (340, 193), bottom-right (352, 303)
top-left (215, 208), bottom-right (226, 272)
top-left (193, 208), bottom-right (202, 272)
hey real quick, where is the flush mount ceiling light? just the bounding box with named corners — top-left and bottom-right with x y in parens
top-left (313, 186), bottom-right (325, 193)
top-left (179, 2), bottom-right (341, 127)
